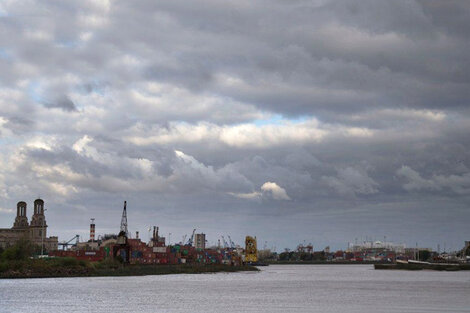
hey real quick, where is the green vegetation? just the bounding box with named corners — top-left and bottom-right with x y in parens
top-left (278, 251), bottom-right (326, 262)
top-left (93, 264), bottom-right (259, 277)
top-left (417, 250), bottom-right (432, 262)
top-left (1, 239), bottom-right (38, 261)
top-left (0, 240), bottom-right (258, 279)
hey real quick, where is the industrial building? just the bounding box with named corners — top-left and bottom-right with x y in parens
top-left (0, 199), bottom-right (58, 252)
top-left (348, 240), bottom-right (406, 253)
top-left (194, 233), bottom-right (206, 250)
top-left (49, 201), bottom-right (244, 266)
top-left (0, 199), bottom-right (256, 266)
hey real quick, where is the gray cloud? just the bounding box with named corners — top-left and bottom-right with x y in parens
top-left (43, 95), bottom-right (77, 112)
top-left (0, 0), bottom-right (469, 250)
top-left (397, 165), bottom-right (470, 195)
top-left (322, 167), bottom-right (379, 197)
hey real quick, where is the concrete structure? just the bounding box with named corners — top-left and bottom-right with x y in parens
top-left (195, 233), bottom-right (206, 250)
top-left (0, 199), bottom-right (58, 252)
top-left (349, 240), bottom-right (406, 253)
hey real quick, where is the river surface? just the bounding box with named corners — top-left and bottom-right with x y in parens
top-left (1, 265), bottom-right (470, 313)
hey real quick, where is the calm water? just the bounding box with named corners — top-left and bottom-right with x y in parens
top-left (1, 265), bottom-right (470, 313)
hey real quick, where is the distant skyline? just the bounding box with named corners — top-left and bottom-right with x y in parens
top-left (0, 0), bottom-right (469, 251)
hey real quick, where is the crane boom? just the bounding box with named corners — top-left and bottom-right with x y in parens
top-left (187, 229), bottom-right (196, 246)
top-left (227, 235), bottom-right (235, 248)
top-left (58, 234), bottom-right (79, 250)
top-left (221, 236), bottom-right (229, 248)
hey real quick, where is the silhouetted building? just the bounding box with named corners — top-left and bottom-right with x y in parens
top-left (0, 199), bottom-right (58, 252)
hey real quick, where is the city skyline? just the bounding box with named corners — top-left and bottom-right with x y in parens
top-left (1, 0), bottom-right (470, 251)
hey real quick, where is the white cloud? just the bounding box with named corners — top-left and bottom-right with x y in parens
top-left (125, 119), bottom-right (377, 149)
top-left (230, 181), bottom-right (291, 201)
top-left (72, 135), bottom-right (93, 154)
top-left (227, 191), bottom-right (261, 200)
top-left (261, 182), bottom-right (291, 200)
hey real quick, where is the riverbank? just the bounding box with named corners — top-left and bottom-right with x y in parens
top-left (374, 263), bottom-right (470, 271)
top-left (267, 260), bottom-right (390, 265)
top-left (0, 258), bottom-right (259, 279)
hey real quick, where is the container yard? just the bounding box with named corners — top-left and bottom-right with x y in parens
top-left (48, 201), bottom-right (249, 266)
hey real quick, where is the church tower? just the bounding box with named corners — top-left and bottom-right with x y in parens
top-left (30, 198), bottom-right (47, 240)
top-left (13, 201), bottom-right (29, 228)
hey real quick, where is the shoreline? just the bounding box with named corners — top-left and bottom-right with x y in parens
top-left (374, 263), bottom-right (470, 271)
top-left (267, 260), bottom-right (391, 265)
top-left (0, 260), bottom-right (259, 279)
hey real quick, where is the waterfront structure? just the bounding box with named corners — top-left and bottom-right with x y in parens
top-left (349, 240), bottom-right (406, 253)
top-left (0, 199), bottom-right (58, 252)
top-left (245, 236), bottom-right (258, 263)
top-left (195, 233), bottom-right (206, 250)
top-left (49, 201), bottom-right (241, 265)
top-left (463, 241), bottom-right (470, 256)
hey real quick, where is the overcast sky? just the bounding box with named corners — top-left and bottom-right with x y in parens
top-left (1, 0), bottom-right (469, 251)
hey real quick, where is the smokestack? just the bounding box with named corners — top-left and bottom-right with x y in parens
top-left (153, 226), bottom-right (156, 241)
top-left (156, 227), bottom-right (159, 240)
top-left (136, 231), bottom-right (139, 240)
top-left (90, 218), bottom-right (95, 242)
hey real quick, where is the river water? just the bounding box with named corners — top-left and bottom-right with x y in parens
top-left (1, 265), bottom-right (470, 313)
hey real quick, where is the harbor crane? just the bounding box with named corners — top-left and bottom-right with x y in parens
top-left (227, 235), bottom-right (236, 249)
top-left (119, 201), bottom-right (128, 238)
top-left (186, 229), bottom-right (196, 246)
top-left (221, 236), bottom-right (229, 248)
top-left (58, 235), bottom-right (79, 250)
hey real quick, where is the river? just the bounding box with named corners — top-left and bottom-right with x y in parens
top-left (1, 265), bottom-right (470, 312)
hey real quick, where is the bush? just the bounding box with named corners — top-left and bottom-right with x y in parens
top-left (59, 257), bottom-right (79, 267)
top-left (0, 239), bottom-right (37, 261)
top-left (0, 261), bottom-right (8, 273)
top-left (94, 258), bottom-right (121, 270)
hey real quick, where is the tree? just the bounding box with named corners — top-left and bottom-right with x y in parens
top-left (418, 250), bottom-right (431, 261)
top-left (0, 239), bottom-right (37, 261)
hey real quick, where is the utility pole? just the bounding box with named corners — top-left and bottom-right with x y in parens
top-left (41, 209), bottom-right (47, 256)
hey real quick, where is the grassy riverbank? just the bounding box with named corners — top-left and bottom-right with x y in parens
top-left (0, 258), bottom-right (259, 279)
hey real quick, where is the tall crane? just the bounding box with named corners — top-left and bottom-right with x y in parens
top-left (227, 235), bottom-right (236, 249)
top-left (58, 235), bottom-right (79, 250)
top-left (120, 201), bottom-right (128, 237)
top-left (187, 229), bottom-right (196, 246)
top-left (221, 236), bottom-right (229, 248)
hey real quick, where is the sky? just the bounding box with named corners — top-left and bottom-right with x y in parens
top-left (0, 0), bottom-right (469, 252)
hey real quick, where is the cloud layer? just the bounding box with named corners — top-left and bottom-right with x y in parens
top-left (0, 0), bottom-right (469, 250)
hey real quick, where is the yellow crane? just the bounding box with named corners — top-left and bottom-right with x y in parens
top-left (245, 236), bottom-right (258, 263)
